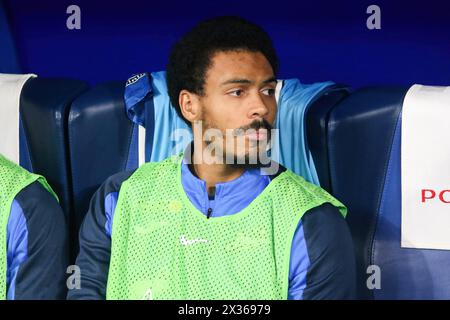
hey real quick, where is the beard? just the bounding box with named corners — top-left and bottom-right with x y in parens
top-left (228, 140), bottom-right (272, 169)
top-left (202, 118), bottom-right (273, 169)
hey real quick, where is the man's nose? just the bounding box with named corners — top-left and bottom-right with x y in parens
top-left (247, 92), bottom-right (269, 119)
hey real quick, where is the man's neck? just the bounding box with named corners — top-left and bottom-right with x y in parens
top-left (189, 143), bottom-right (245, 197)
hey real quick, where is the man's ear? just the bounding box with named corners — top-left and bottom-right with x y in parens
top-left (179, 90), bottom-right (201, 123)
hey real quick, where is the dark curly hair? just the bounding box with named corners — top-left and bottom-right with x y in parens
top-left (166, 16), bottom-right (279, 125)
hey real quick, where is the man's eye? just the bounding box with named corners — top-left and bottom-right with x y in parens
top-left (262, 88), bottom-right (276, 96)
top-left (229, 89), bottom-right (243, 97)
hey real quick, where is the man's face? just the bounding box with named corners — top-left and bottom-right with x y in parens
top-left (195, 50), bottom-right (277, 165)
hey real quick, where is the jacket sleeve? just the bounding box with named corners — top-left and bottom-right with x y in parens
top-left (11, 181), bottom-right (69, 299)
top-left (293, 203), bottom-right (356, 300)
top-left (67, 171), bottom-right (133, 300)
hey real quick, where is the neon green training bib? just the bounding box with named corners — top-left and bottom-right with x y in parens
top-left (106, 154), bottom-right (346, 300)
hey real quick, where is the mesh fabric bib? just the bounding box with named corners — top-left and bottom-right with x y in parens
top-left (106, 154), bottom-right (346, 300)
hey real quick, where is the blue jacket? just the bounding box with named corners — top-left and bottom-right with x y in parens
top-left (6, 181), bottom-right (69, 299)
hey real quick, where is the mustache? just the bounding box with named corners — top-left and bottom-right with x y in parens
top-left (232, 119), bottom-right (273, 136)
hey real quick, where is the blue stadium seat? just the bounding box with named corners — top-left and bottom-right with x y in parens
top-left (313, 86), bottom-right (450, 299)
top-left (68, 81), bottom-right (148, 254)
top-left (0, 76), bottom-right (89, 263)
top-left (19, 77), bottom-right (89, 214)
top-left (306, 84), bottom-right (351, 191)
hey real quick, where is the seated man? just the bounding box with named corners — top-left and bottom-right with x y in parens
top-left (0, 154), bottom-right (68, 299)
top-left (69, 16), bottom-right (356, 300)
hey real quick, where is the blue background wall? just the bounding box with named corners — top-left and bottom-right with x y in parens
top-left (2, 0), bottom-right (449, 87)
